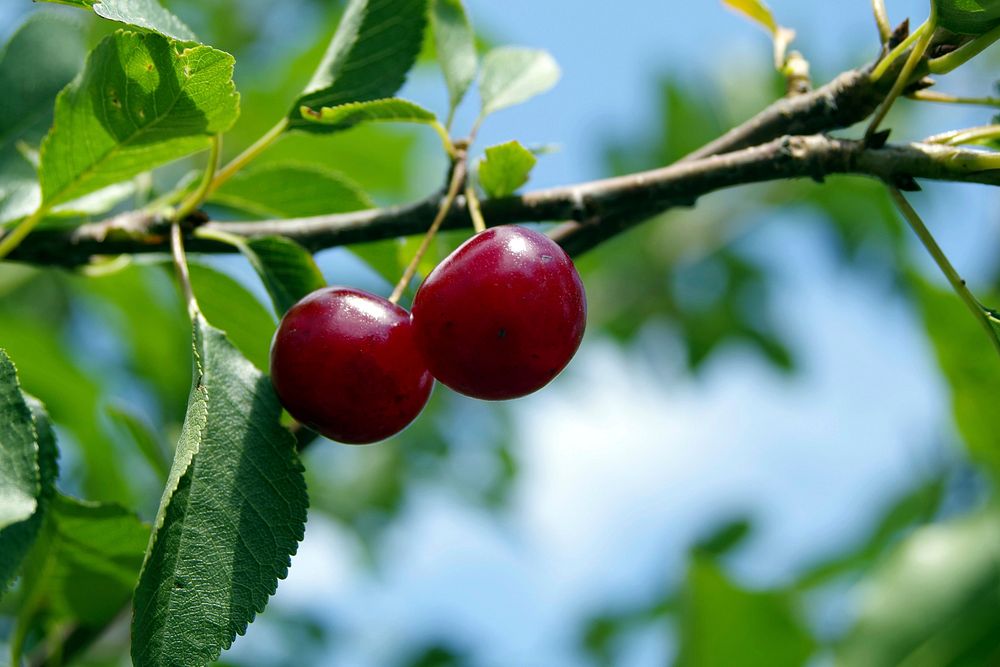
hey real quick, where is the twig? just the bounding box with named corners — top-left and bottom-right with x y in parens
top-left (872, 0), bottom-right (892, 43)
top-left (888, 187), bottom-right (1000, 359)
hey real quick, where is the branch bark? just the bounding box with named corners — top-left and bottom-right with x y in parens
top-left (9, 136), bottom-right (1000, 265)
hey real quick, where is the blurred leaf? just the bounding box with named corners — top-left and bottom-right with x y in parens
top-left (106, 404), bottom-right (170, 482)
top-left (0, 13), bottom-right (87, 224)
top-left (837, 510), bottom-right (1000, 666)
top-left (432, 0), bottom-right (477, 115)
top-left (677, 556), bottom-right (815, 667)
top-left (40, 31), bottom-right (239, 207)
top-left (132, 314), bottom-right (307, 667)
top-left (478, 47), bottom-right (560, 117)
top-left (693, 517), bottom-right (753, 557)
top-left (209, 162), bottom-right (373, 218)
top-left (913, 275), bottom-right (1000, 479)
top-left (17, 494), bottom-right (147, 632)
top-left (721, 0), bottom-right (778, 34)
top-left (188, 263), bottom-right (275, 370)
top-left (0, 306), bottom-right (131, 504)
top-left (935, 0), bottom-right (1000, 35)
top-left (290, 0), bottom-right (429, 131)
top-left (796, 474), bottom-right (945, 589)
top-left (299, 98), bottom-right (439, 133)
top-left (38, 0), bottom-right (198, 42)
top-left (241, 236), bottom-right (326, 316)
top-left (477, 140), bottom-right (536, 198)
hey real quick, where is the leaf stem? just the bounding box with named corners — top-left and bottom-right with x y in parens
top-left (872, 0), bottom-right (891, 43)
top-left (171, 222), bottom-right (199, 320)
top-left (924, 124), bottom-right (1000, 145)
top-left (909, 90), bottom-right (1000, 108)
top-left (388, 159), bottom-right (467, 304)
top-left (888, 187), bottom-right (1000, 359)
top-left (431, 120), bottom-right (457, 158)
top-left (465, 184), bottom-right (486, 233)
top-left (928, 21), bottom-right (1000, 74)
top-left (0, 203), bottom-right (49, 260)
top-left (176, 135), bottom-right (222, 222)
top-left (865, 9), bottom-right (936, 142)
top-left (208, 118), bottom-right (288, 195)
top-left (871, 19), bottom-right (928, 82)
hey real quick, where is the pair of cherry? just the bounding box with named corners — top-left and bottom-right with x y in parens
top-left (270, 226), bottom-right (588, 444)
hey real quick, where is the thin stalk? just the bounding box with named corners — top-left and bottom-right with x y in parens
top-left (871, 18), bottom-right (929, 82)
top-left (866, 8), bottom-right (936, 142)
top-left (888, 187), bottom-right (1000, 359)
top-left (388, 160), bottom-right (467, 304)
top-left (928, 21), bottom-right (1000, 74)
top-left (431, 120), bottom-right (457, 158)
top-left (873, 0), bottom-right (892, 43)
top-left (0, 204), bottom-right (49, 260)
top-left (465, 184), bottom-right (486, 233)
top-left (176, 135), bottom-right (221, 222)
top-left (909, 90), bottom-right (1000, 108)
top-left (924, 124), bottom-right (1000, 146)
top-left (171, 222), bottom-right (198, 319)
top-left (208, 118), bottom-right (288, 195)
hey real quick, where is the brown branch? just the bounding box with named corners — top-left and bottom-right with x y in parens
top-left (8, 136), bottom-right (1000, 265)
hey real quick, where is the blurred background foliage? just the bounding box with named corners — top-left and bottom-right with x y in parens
top-left (1, 0), bottom-right (1000, 665)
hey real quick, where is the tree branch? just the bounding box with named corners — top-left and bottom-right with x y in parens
top-left (9, 135), bottom-right (1000, 265)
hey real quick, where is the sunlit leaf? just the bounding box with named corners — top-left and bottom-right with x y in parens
top-left (299, 98), bottom-right (438, 132)
top-left (132, 314), bottom-right (307, 667)
top-left (721, 0), bottom-right (778, 34)
top-left (38, 0), bottom-right (198, 42)
top-left (432, 0), bottom-right (477, 114)
top-left (477, 140), bottom-right (536, 198)
top-left (289, 0), bottom-right (429, 131)
top-left (39, 31), bottom-right (239, 208)
top-left (478, 47), bottom-right (560, 117)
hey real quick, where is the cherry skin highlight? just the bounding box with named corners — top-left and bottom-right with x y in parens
top-left (270, 286), bottom-right (433, 444)
top-left (411, 225), bottom-right (587, 400)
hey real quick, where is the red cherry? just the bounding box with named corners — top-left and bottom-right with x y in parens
top-left (270, 287), bottom-right (433, 444)
top-left (411, 225), bottom-right (586, 400)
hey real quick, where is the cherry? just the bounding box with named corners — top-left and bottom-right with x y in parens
top-left (269, 287), bottom-right (433, 444)
top-left (411, 225), bottom-right (586, 400)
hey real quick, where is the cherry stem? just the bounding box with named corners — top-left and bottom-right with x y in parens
top-left (171, 222), bottom-right (199, 320)
top-left (177, 135), bottom-right (221, 222)
top-left (208, 118), bottom-right (288, 196)
top-left (872, 0), bottom-right (891, 43)
top-left (909, 90), bottom-right (1000, 108)
top-left (388, 157), bottom-right (468, 304)
top-left (465, 184), bottom-right (487, 233)
top-left (888, 187), bottom-right (1000, 360)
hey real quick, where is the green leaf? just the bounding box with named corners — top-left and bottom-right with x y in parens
top-left (289, 0), bottom-right (429, 131)
top-left (935, 0), bottom-right (1000, 34)
top-left (0, 350), bottom-right (40, 529)
top-left (677, 556), bottom-right (815, 667)
top-left (17, 494), bottom-right (148, 628)
top-left (188, 263), bottom-right (275, 371)
top-left (39, 30), bottom-right (239, 208)
top-left (39, 0), bottom-right (198, 42)
top-left (837, 511), bottom-right (1000, 666)
top-left (107, 404), bottom-right (170, 481)
top-left (432, 0), bottom-right (477, 115)
top-left (0, 358), bottom-right (59, 596)
top-left (240, 237), bottom-right (327, 316)
top-left (478, 47), bottom-right (560, 117)
top-left (913, 275), bottom-right (1000, 480)
top-left (299, 98), bottom-right (438, 132)
top-left (721, 0), bottom-right (779, 34)
top-left (0, 13), bottom-right (87, 225)
top-left (477, 140), bottom-right (537, 198)
top-left (132, 314), bottom-right (308, 667)
top-left (209, 162), bottom-right (373, 218)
